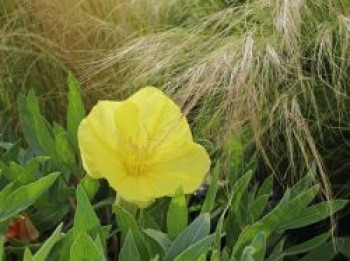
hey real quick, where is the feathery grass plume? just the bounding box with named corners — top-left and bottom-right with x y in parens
top-left (1, 0), bottom-right (350, 197)
top-left (74, 0), bottom-right (350, 192)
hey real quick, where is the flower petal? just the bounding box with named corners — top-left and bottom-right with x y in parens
top-left (128, 87), bottom-right (192, 148)
top-left (146, 141), bottom-right (211, 197)
top-left (114, 99), bottom-right (140, 144)
top-left (78, 101), bottom-right (126, 180)
top-left (112, 175), bottom-right (154, 207)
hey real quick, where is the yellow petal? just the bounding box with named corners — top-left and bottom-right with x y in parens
top-left (146, 141), bottom-right (211, 198)
top-left (78, 101), bottom-right (126, 180)
top-left (128, 87), bottom-right (192, 148)
top-left (112, 175), bottom-right (154, 207)
top-left (114, 99), bottom-right (140, 144)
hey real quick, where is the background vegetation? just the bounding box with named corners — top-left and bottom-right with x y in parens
top-left (1, 0), bottom-right (350, 260)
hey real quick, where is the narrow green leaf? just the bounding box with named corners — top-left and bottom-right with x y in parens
top-left (23, 248), bottom-right (34, 261)
top-left (283, 232), bottom-right (330, 256)
top-left (144, 229), bottom-right (172, 252)
top-left (175, 235), bottom-right (214, 261)
top-left (248, 194), bottom-right (269, 223)
top-left (231, 170), bottom-right (253, 214)
top-left (17, 94), bottom-right (42, 155)
top-left (26, 89), bottom-right (56, 158)
top-left (74, 185), bottom-right (101, 236)
top-left (167, 188), bottom-right (188, 239)
top-left (20, 156), bottom-right (49, 184)
top-left (0, 234), bottom-right (4, 261)
top-left (164, 213), bottom-right (210, 261)
top-left (213, 190), bottom-right (235, 260)
top-left (0, 172), bottom-right (59, 222)
top-left (80, 176), bottom-right (99, 201)
top-left (210, 250), bottom-right (219, 261)
top-left (0, 183), bottom-right (14, 203)
top-left (67, 73), bottom-right (85, 152)
top-left (113, 205), bottom-right (149, 260)
top-left (240, 247), bottom-right (255, 261)
top-left (58, 229), bottom-right (74, 261)
top-left (299, 238), bottom-right (350, 261)
top-left (257, 175), bottom-right (273, 198)
top-left (33, 223), bottom-right (64, 261)
top-left (54, 126), bottom-right (76, 170)
top-left (228, 133), bottom-right (244, 184)
top-left (119, 231), bottom-right (141, 261)
top-left (337, 237), bottom-right (350, 259)
top-left (94, 235), bottom-right (107, 261)
top-left (70, 233), bottom-right (100, 261)
top-left (226, 170), bottom-right (253, 246)
top-left (250, 232), bottom-right (266, 261)
top-left (0, 141), bottom-right (21, 163)
top-left (289, 175), bottom-right (313, 199)
top-left (232, 185), bottom-right (321, 256)
top-left (278, 200), bottom-right (348, 231)
top-left (268, 238), bottom-right (285, 261)
top-left (298, 242), bottom-right (337, 261)
top-left (201, 163), bottom-right (220, 213)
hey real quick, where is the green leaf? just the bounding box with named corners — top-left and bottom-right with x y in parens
top-left (210, 250), bottom-right (219, 261)
top-left (81, 176), bottom-right (100, 201)
top-left (0, 172), bottom-right (59, 222)
top-left (226, 170), bottom-right (253, 246)
top-left (283, 231), bottom-right (330, 256)
top-left (0, 183), bottom-right (14, 203)
top-left (248, 194), bottom-right (269, 223)
top-left (20, 156), bottom-right (49, 184)
top-left (237, 233), bottom-right (266, 261)
top-left (0, 234), bottom-right (4, 261)
top-left (17, 94), bottom-right (42, 155)
top-left (58, 229), bottom-right (74, 261)
top-left (31, 204), bottom-right (69, 230)
top-left (201, 163), bottom-right (220, 213)
top-left (174, 235), bottom-right (214, 261)
top-left (70, 233), bottom-right (100, 261)
top-left (113, 205), bottom-right (149, 260)
top-left (268, 238), bottom-right (285, 261)
top-left (144, 229), bottom-right (172, 252)
top-left (54, 125), bottom-right (76, 170)
top-left (278, 200), bottom-right (348, 231)
top-left (257, 175), bottom-right (273, 198)
top-left (213, 191), bottom-right (235, 260)
top-left (164, 213), bottom-right (210, 261)
top-left (119, 231), bottom-right (141, 261)
top-left (33, 223), bottom-right (64, 261)
top-left (299, 237), bottom-right (350, 261)
top-left (250, 232), bottom-right (266, 261)
top-left (231, 170), bottom-right (253, 214)
top-left (240, 247), bottom-right (255, 261)
top-left (93, 235), bottom-right (107, 261)
top-left (74, 185), bottom-right (101, 236)
top-left (167, 188), bottom-right (188, 239)
top-left (228, 133), bottom-right (244, 184)
top-left (23, 248), bottom-right (34, 261)
top-left (289, 175), bottom-right (313, 199)
top-left (232, 184), bottom-right (321, 256)
top-left (67, 73), bottom-right (85, 152)
top-left (0, 141), bottom-right (21, 163)
top-left (138, 210), bottom-right (160, 230)
top-left (18, 90), bottom-right (56, 158)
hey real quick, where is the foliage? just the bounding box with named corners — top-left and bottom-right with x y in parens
top-left (0, 77), bottom-right (348, 260)
top-left (0, 1), bottom-right (350, 203)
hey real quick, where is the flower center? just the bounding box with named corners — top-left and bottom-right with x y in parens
top-left (123, 141), bottom-right (151, 176)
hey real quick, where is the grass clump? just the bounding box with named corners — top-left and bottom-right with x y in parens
top-left (1, 0), bottom-right (350, 195)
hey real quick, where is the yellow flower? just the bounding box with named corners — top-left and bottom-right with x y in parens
top-left (78, 87), bottom-right (210, 207)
